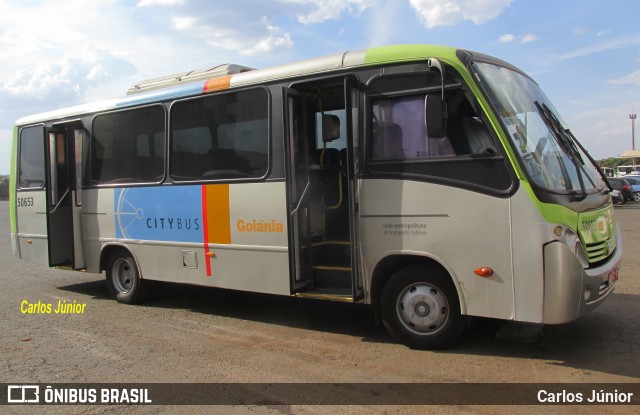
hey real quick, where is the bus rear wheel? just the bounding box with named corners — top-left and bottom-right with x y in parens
top-left (381, 266), bottom-right (465, 349)
top-left (105, 250), bottom-right (147, 304)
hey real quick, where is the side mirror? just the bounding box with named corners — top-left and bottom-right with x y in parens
top-left (425, 94), bottom-right (447, 138)
top-left (426, 58), bottom-right (448, 139)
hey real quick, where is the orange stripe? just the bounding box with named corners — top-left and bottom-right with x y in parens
top-left (205, 184), bottom-right (231, 244)
top-left (203, 75), bottom-right (232, 93)
top-left (201, 185), bottom-right (211, 276)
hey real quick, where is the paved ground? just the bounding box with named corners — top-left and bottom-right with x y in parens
top-left (0, 200), bottom-right (638, 414)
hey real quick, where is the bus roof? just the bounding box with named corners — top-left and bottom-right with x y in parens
top-left (15, 44), bottom-right (461, 126)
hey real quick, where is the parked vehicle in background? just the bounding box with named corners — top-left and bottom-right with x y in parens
top-left (608, 177), bottom-right (634, 202)
top-left (622, 176), bottom-right (640, 202)
top-left (601, 167), bottom-right (615, 178)
top-left (617, 165), bottom-right (640, 177)
top-left (610, 189), bottom-right (625, 205)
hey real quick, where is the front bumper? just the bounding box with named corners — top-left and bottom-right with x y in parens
top-left (542, 225), bottom-right (622, 324)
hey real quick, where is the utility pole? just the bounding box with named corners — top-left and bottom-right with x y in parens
top-left (631, 112), bottom-right (637, 151)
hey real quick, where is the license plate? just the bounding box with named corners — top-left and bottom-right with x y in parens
top-left (608, 267), bottom-right (619, 285)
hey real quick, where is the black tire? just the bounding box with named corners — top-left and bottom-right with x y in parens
top-left (105, 250), bottom-right (147, 304)
top-left (381, 266), bottom-right (465, 349)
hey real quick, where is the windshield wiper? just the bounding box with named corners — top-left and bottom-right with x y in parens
top-left (562, 126), bottom-right (613, 193)
top-left (534, 101), bottom-right (587, 200)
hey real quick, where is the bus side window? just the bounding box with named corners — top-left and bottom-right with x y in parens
top-left (91, 106), bottom-right (165, 185)
top-left (170, 88), bottom-right (269, 182)
top-left (370, 92), bottom-right (493, 161)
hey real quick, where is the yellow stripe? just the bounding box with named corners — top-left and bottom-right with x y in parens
top-left (311, 241), bottom-right (350, 247)
top-left (206, 184), bottom-right (231, 244)
top-left (312, 265), bottom-right (351, 272)
top-left (295, 293), bottom-right (354, 302)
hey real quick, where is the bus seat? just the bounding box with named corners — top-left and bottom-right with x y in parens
top-left (429, 136), bottom-right (455, 156)
top-left (322, 114), bottom-right (340, 142)
top-left (321, 148), bottom-right (341, 166)
top-left (372, 123), bottom-right (405, 160)
top-left (463, 118), bottom-right (494, 155)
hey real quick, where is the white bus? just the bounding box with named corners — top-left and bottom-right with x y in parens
top-left (10, 45), bottom-right (621, 348)
top-left (617, 165), bottom-right (640, 176)
top-left (601, 167), bottom-right (615, 178)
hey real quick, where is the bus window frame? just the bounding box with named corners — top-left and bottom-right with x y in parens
top-left (88, 103), bottom-right (168, 188)
top-left (363, 70), bottom-right (518, 197)
top-left (17, 123), bottom-right (46, 191)
top-left (167, 86), bottom-right (272, 184)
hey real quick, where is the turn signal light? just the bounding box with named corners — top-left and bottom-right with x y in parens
top-left (474, 267), bottom-right (494, 277)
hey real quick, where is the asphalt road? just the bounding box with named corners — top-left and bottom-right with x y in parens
top-left (1, 200), bottom-right (639, 414)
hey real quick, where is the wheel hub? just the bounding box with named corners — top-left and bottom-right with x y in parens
top-left (112, 258), bottom-right (135, 293)
top-left (397, 283), bottom-right (449, 335)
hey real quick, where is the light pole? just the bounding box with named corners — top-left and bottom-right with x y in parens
top-left (631, 112), bottom-right (637, 151)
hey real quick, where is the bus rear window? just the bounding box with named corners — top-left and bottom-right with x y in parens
top-left (19, 126), bottom-right (46, 189)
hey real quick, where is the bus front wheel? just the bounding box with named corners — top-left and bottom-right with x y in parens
top-left (105, 250), bottom-right (147, 304)
top-left (381, 266), bottom-right (465, 349)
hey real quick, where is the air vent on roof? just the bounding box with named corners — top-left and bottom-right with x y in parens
top-left (126, 63), bottom-right (255, 95)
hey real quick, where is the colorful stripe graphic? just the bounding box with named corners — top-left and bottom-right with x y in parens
top-left (203, 75), bottom-right (232, 93)
top-left (113, 184), bottom-right (232, 277)
top-left (202, 184), bottom-right (231, 276)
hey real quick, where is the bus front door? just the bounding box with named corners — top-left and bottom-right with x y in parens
top-left (45, 123), bottom-right (85, 269)
top-left (284, 90), bottom-right (314, 292)
top-left (285, 77), bottom-right (363, 301)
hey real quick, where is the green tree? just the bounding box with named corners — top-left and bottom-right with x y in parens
top-left (0, 176), bottom-right (8, 200)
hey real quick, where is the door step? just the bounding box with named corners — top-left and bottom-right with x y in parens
top-left (312, 265), bottom-right (351, 288)
top-left (295, 287), bottom-right (353, 302)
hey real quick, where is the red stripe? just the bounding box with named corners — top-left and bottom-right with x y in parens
top-left (201, 185), bottom-right (212, 277)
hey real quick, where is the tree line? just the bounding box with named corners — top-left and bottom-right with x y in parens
top-left (597, 158), bottom-right (639, 169)
top-left (0, 175), bottom-right (8, 200)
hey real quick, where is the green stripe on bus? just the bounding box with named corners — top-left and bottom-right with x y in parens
top-left (9, 126), bottom-right (17, 234)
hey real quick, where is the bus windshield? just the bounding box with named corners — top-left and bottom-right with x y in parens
top-left (471, 61), bottom-right (605, 195)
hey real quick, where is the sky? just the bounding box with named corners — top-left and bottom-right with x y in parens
top-left (1, 0), bottom-right (640, 174)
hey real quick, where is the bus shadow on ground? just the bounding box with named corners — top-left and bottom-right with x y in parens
top-left (59, 280), bottom-right (640, 379)
top-left (614, 201), bottom-right (640, 209)
top-left (452, 292), bottom-right (640, 379)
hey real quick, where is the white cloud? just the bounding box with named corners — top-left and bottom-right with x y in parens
top-left (409, 0), bottom-right (512, 29)
top-left (281, 0), bottom-right (375, 24)
top-left (0, 46), bottom-right (136, 104)
top-left (573, 27), bottom-right (588, 36)
top-left (559, 35), bottom-right (640, 61)
top-left (566, 104), bottom-right (634, 159)
top-left (499, 34), bottom-right (516, 43)
top-left (138, 0), bottom-right (184, 6)
top-left (499, 33), bottom-right (537, 44)
top-left (171, 14), bottom-right (294, 55)
top-left (608, 69), bottom-right (640, 87)
top-left (367, 1), bottom-right (403, 47)
top-left (242, 22), bottom-right (294, 56)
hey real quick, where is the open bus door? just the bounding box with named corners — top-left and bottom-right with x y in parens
top-left (44, 122), bottom-right (85, 269)
top-left (344, 77), bottom-right (364, 301)
top-left (284, 89), bottom-right (314, 292)
top-left (285, 76), bottom-right (363, 301)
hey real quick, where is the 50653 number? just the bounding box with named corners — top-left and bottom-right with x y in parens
top-left (17, 197), bottom-right (35, 207)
